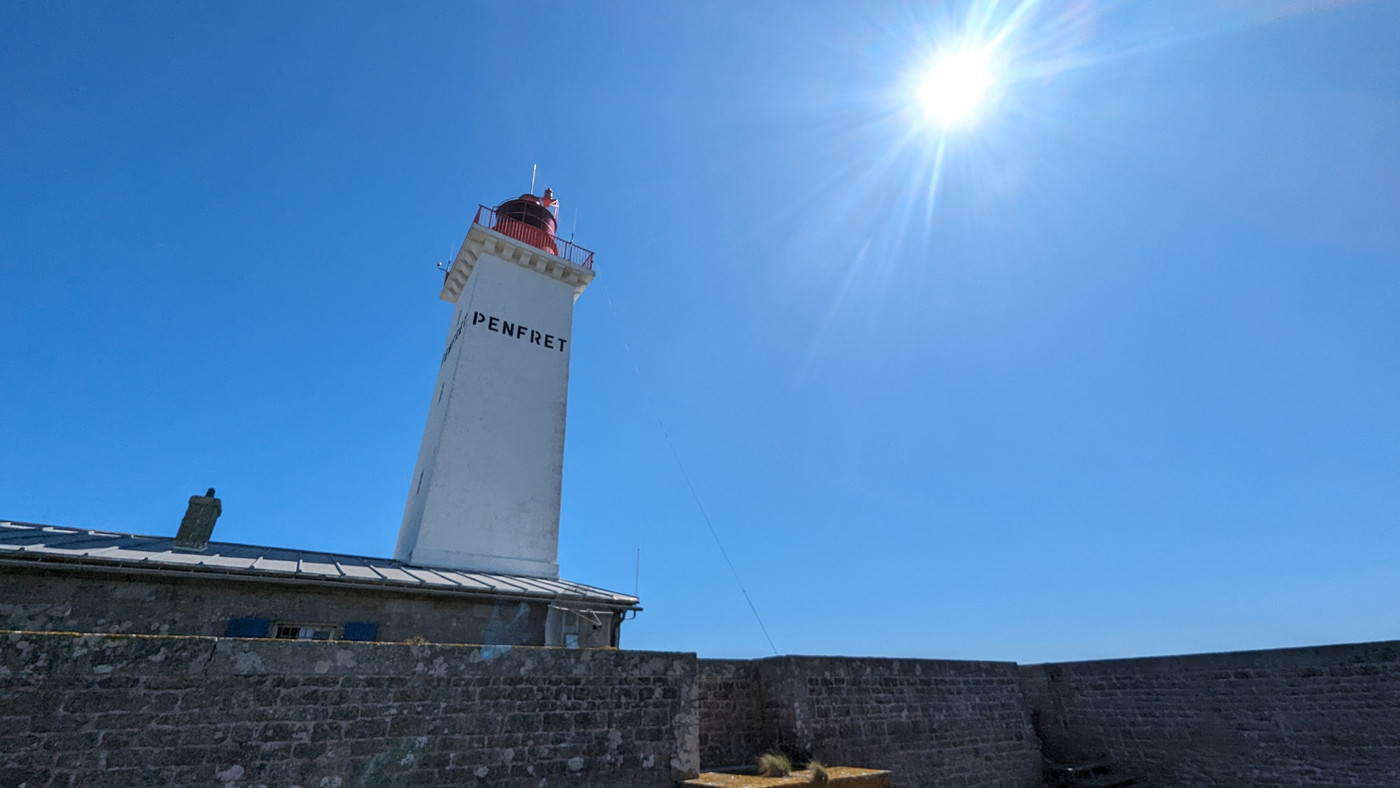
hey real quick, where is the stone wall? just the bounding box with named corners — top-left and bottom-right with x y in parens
top-left (698, 656), bottom-right (1043, 788)
top-left (1021, 640), bottom-right (1400, 787)
top-left (696, 660), bottom-right (767, 769)
top-left (0, 564), bottom-right (618, 647)
top-left (10, 626), bottom-right (1400, 788)
top-left (0, 631), bottom-right (698, 787)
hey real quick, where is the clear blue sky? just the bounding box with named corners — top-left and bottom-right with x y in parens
top-left (3, 1), bottom-right (1397, 663)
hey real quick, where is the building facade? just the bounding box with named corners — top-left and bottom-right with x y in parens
top-left (0, 518), bottom-right (636, 648)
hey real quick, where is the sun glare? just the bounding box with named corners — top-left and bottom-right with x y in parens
top-left (917, 48), bottom-right (996, 127)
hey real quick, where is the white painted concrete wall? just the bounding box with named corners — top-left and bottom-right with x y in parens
top-left (395, 232), bottom-right (587, 578)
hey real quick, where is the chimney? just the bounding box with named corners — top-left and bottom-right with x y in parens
top-left (174, 488), bottom-right (221, 550)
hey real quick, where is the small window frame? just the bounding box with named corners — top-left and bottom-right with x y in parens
top-left (273, 622), bottom-right (337, 641)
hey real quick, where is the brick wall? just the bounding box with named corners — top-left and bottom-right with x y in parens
top-left (698, 656), bottom-right (1043, 787)
top-left (1021, 640), bottom-right (1400, 787)
top-left (0, 631), bottom-right (698, 787)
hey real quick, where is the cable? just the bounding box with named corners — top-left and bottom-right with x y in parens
top-left (600, 284), bottom-right (780, 656)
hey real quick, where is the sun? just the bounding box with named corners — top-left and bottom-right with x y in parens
top-left (917, 47), bottom-right (997, 127)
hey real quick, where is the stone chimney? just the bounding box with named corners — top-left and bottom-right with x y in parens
top-left (174, 488), bottom-right (221, 551)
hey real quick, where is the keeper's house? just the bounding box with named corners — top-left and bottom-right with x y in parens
top-left (0, 507), bottom-right (636, 649)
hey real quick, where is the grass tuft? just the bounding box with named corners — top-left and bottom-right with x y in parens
top-left (757, 753), bottom-right (793, 777)
top-left (807, 759), bottom-right (829, 783)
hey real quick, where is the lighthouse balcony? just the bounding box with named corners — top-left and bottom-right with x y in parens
top-left (472, 203), bottom-right (595, 270)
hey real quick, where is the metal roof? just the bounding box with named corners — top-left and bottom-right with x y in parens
top-left (0, 520), bottom-right (639, 609)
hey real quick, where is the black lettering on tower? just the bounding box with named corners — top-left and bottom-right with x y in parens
top-left (472, 312), bottom-right (486, 325)
top-left (530, 330), bottom-right (542, 345)
top-left (501, 320), bottom-right (515, 337)
top-left (488, 316), bottom-right (500, 332)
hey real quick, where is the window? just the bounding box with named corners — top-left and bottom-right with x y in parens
top-left (225, 617), bottom-right (271, 638)
top-left (274, 623), bottom-right (335, 641)
top-left (547, 605), bottom-right (606, 649)
top-left (342, 621), bottom-right (379, 642)
top-left (227, 618), bottom-right (378, 641)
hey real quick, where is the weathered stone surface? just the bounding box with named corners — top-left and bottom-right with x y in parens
top-left (699, 656), bottom-right (1043, 788)
top-left (173, 493), bottom-right (221, 551)
top-left (1021, 640), bottom-right (1400, 787)
top-left (7, 628), bottom-right (1400, 788)
top-left (0, 631), bottom-right (698, 787)
top-left (0, 564), bottom-right (598, 646)
top-left (697, 659), bottom-right (767, 768)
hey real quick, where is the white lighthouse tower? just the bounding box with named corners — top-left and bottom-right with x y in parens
top-left (395, 192), bottom-right (595, 578)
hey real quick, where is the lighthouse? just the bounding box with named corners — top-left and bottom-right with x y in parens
top-left (395, 192), bottom-right (595, 579)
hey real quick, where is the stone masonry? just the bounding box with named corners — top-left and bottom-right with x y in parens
top-left (699, 656), bottom-right (1044, 788)
top-left (5, 629), bottom-right (1400, 788)
top-left (695, 660), bottom-right (767, 769)
top-left (0, 564), bottom-right (620, 647)
top-left (1020, 640), bottom-right (1400, 787)
top-left (0, 631), bottom-right (698, 787)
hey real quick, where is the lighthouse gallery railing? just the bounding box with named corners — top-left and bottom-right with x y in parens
top-left (472, 204), bottom-right (595, 270)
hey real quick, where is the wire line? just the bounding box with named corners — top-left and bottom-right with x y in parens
top-left (601, 284), bottom-right (780, 656)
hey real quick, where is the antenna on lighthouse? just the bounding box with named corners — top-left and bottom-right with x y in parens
top-left (530, 163), bottom-right (537, 195)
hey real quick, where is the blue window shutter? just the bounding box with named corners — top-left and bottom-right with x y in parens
top-left (342, 621), bottom-right (378, 642)
top-left (225, 617), bottom-right (271, 638)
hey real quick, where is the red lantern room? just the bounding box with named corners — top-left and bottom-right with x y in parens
top-left (491, 193), bottom-right (559, 256)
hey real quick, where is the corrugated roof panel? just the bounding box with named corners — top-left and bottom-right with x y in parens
top-left (517, 577), bottom-right (568, 595)
top-left (508, 576), bottom-right (572, 595)
top-left (38, 526), bottom-right (82, 536)
top-left (297, 553), bottom-right (343, 578)
top-left (114, 547), bottom-right (174, 562)
top-left (250, 555), bottom-right (299, 574)
top-left (22, 543), bottom-right (99, 557)
top-left (334, 557), bottom-right (385, 581)
top-left (370, 565), bottom-right (421, 584)
top-left (430, 571), bottom-right (496, 591)
top-left (0, 529), bottom-right (64, 548)
top-left (67, 537), bottom-right (175, 560)
top-left (151, 551), bottom-right (209, 566)
top-left (402, 567), bottom-right (461, 587)
top-left (558, 580), bottom-right (630, 601)
top-left (475, 574), bottom-right (532, 593)
top-left (28, 533), bottom-right (121, 551)
top-left (199, 553), bottom-right (259, 570)
top-left (216, 544), bottom-right (273, 560)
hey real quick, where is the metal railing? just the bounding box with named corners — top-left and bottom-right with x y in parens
top-left (473, 204), bottom-right (595, 270)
